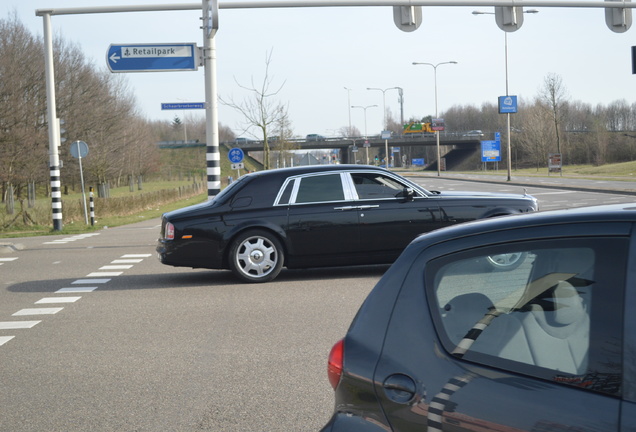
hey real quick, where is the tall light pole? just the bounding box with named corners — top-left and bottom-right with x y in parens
top-left (351, 105), bottom-right (377, 137)
top-left (473, 9), bottom-right (538, 181)
top-left (366, 87), bottom-right (401, 130)
top-left (352, 104), bottom-right (377, 165)
top-left (412, 61), bottom-right (458, 176)
top-left (344, 87), bottom-right (353, 137)
top-left (396, 87), bottom-right (404, 126)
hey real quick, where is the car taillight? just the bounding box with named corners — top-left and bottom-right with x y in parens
top-left (327, 338), bottom-right (344, 390)
top-left (165, 222), bottom-right (175, 240)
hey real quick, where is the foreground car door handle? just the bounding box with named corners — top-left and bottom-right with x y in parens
top-left (334, 205), bottom-right (380, 211)
top-left (383, 374), bottom-right (417, 404)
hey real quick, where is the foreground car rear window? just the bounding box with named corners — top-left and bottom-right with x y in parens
top-left (427, 237), bottom-right (626, 396)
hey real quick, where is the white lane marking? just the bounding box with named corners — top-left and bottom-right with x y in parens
top-left (72, 279), bottom-right (111, 284)
top-left (0, 321), bottom-right (41, 329)
top-left (99, 265), bottom-right (133, 270)
top-left (528, 191), bottom-right (574, 195)
top-left (111, 259), bottom-right (143, 264)
top-left (13, 308), bottom-right (64, 316)
top-left (36, 297), bottom-right (81, 304)
top-left (0, 257), bottom-right (18, 262)
top-left (56, 287), bottom-right (98, 293)
top-left (43, 233), bottom-right (100, 245)
top-left (121, 254), bottom-right (152, 258)
top-left (86, 272), bottom-right (122, 277)
top-left (0, 336), bottom-right (15, 346)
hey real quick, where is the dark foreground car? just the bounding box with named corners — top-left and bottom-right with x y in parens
top-left (157, 165), bottom-right (537, 283)
top-left (321, 203), bottom-right (636, 431)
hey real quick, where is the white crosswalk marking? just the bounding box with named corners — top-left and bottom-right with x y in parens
top-left (0, 321), bottom-right (41, 329)
top-left (36, 297), bottom-right (81, 304)
top-left (0, 336), bottom-right (15, 346)
top-left (13, 308), bottom-right (64, 316)
top-left (56, 287), bottom-right (98, 293)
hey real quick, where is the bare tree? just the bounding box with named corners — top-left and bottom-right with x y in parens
top-left (0, 14), bottom-right (48, 200)
top-left (538, 73), bottom-right (569, 154)
top-left (516, 103), bottom-right (555, 170)
top-left (220, 49), bottom-right (289, 169)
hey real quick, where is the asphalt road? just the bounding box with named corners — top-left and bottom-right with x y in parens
top-left (1, 176), bottom-right (635, 431)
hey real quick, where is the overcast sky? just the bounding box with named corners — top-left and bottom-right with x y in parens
top-left (6, 0), bottom-right (636, 138)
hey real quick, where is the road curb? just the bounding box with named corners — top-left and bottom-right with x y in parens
top-left (404, 172), bottom-right (636, 196)
top-left (0, 242), bottom-right (25, 254)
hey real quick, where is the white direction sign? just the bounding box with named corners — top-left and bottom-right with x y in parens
top-left (107, 43), bottom-right (199, 73)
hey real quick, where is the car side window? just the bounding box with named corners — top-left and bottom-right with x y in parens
top-left (294, 174), bottom-right (345, 204)
top-left (276, 180), bottom-right (295, 205)
top-left (350, 172), bottom-right (406, 199)
top-left (428, 237), bottom-right (626, 396)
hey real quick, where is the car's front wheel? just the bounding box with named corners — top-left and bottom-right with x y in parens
top-left (486, 252), bottom-right (527, 271)
top-left (228, 230), bottom-right (284, 283)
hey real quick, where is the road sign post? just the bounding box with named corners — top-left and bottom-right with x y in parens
top-left (228, 147), bottom-right (244, 178)
top-left (70, 140), bottom-right (90, 224)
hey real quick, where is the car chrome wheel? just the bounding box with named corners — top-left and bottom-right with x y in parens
top-left (229, 230), bottom-right (284, 283)
top-left (486, 252), bottom-right (527, 271)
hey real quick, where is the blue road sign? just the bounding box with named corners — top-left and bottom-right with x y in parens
top-left (481, 140), bottom-right (501, 162)
top-left (228, 148), bottom-right (244, 164)
top-left (107, 43), bottom-right (198, 73)
top-left (498, 95), bottom-right (518, 114)
top-left (161, 102), bottom-right (206, 110)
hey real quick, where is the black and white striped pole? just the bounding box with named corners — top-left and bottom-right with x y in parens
top-left (203, 0), bottom-right (221, 200)
top-left (89, 187), bottom-right (95, 226)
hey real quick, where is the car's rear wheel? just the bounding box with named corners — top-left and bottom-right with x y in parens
top-left (228, 230), bottom-right (284, 283)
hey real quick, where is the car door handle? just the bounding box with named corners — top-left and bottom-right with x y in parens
top-left (334, 205), bottom-right (380, 211)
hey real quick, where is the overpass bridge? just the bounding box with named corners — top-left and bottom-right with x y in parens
top-left (227, 135), bottom-right (482, 165)
top-left (158, 135), bottom-right (483, 168)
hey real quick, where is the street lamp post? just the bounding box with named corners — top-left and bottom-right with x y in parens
top-left (352, 104), bottom-right (377, 165)
top-left (366, 87), bottom-right (401, 130)
top-left (367, 87), bottom-right (401, 168)
top-left (412, 61), bottom-right (458, 176)
top-left (344, 87), bottom-right (353, 136)
top-left (473, 9), bottom-right (538, 181)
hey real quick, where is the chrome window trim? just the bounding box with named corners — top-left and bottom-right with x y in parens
top-left (273, 169), bottom-right (428, 206)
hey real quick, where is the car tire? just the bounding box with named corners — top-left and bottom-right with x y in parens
top-left (486, 252), bottom-right (527, 271)
top-left (228, 230), bottom-right (284, 283)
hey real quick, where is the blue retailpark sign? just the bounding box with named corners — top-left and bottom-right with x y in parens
top-left (481, 140), bottom-right (501, 162)
top-left (498, 95), bottom-right (518, 114)
top-left (107, 43), bottom-right (198, 73)
top-left (161, 102), bottom-right (206, 110)
top-left (228, 148), bottom-right (244, 164)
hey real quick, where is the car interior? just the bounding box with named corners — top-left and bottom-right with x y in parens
top-left (437, 247), bottom-right (595, 376)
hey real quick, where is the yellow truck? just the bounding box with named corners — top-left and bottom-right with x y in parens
top-left (402, 122), bottom-right (434, 136)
